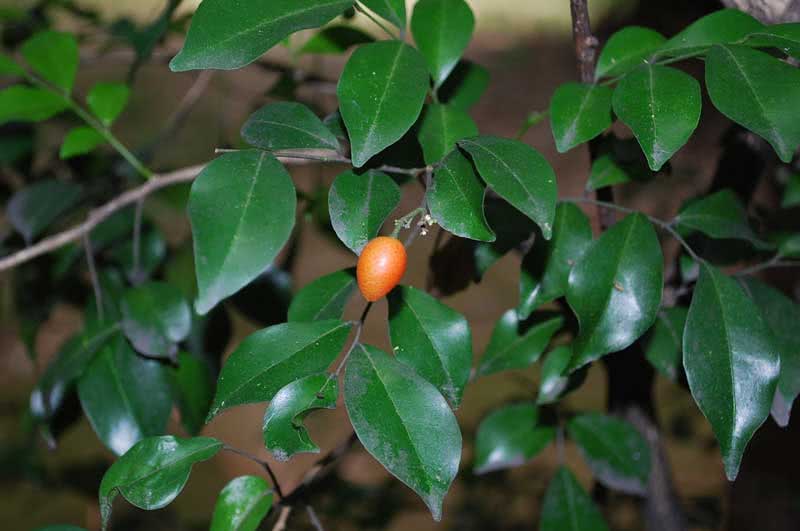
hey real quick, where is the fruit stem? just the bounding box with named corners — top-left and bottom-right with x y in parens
top-left (390, 207), bottom-right (426, 238)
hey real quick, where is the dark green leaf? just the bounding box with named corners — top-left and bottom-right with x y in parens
top-left (21, 31), bottom-right (78, 92)
top-left (550, 83), bottom-right (613, 153)
top-left (478, 311), bottom-right (563, 377)
top-left (675, 189), bottom-right (771, 249)
top-left (612, 64), bottom-right (701, 171)
top-left (459, 136), bottom-right (557, 239)
top-left (540, 467), bottom-right (609, 531)
top-left (417, 103), bottom-right (479, 164)
top-left (587, 154), bottom-right (629, 190)
top-left (595, 26), bottom-right (666, 79)
top-left (210, 475), bottom-right (273, 531)
top-left (99, 435), bottom-right (222, 529)
top-left (263, 373), bottom-right (337, 460)
top-left (338, 41), bottom-right (429, 167)
top-left (344, 344), bottom-right (461, 521)
top-left (33, 526), bottom-right (86, 531)
top-left (328, 169), bottom-right (400, 254)
top-left (473, 196), bottom-right (536, 276)
top-left (60, 126), bottom-right (105, 159)
top-left (537, 346), bottom-right (574, 404)
top-left (174, 352), bottom-right (214, 435)
top-left (410, 0), bottom-right (475, 88)
top-left (121, 281), bottom-right (192, 360)
top-left (324, 110), bottom-right (347, 140)
top-left (288, 268), bottom-right (357, 322)
top-left (740, 278), bottom-right (800, 428)
top-left (644, 307), bottom-right (688, 380)
top-left (0, 86), bottom-right (69, 125)
top-left (0, 52), bottom-right (23, 76)
top-left (438, 61), bottom-right (489, 111)
top-left (359, 0), bottom-right (406, 29)
top-left (683, 264), bottom-right (780, 480)
top-left (705, 44), bottom-right (800, 163)
top-left (7, 180), bottom-right (82, 244)
top-left (473, 402), bottom-right (555, 474)
top-left (189, 150), bottom-right (296, 314)
top-left (776, 233), bottom-right (800, 258)
top-left (241, 102), bottom-right (339, 152)
top-left (87, 82), bottom-right (130, 126)
top-left (78, 336), bottom-right (173, 455)
top-left (388, 285), bottom-right (473, 407)
top-left (518, 202), bottom-right (593, 319)
top-left (107, 227), bottom-right (168, 282)
top-left (170, 0), bottom-right (353, 71)
top-left (300, 26), bottom-right (373, 55)
top-left (429, 150), bottom-right (494, 241)
top-left (0, 134), bottom-right (33, 164)
top-left (208, 320), bottom-right (351, 419)
top-left (566, 214), bottom-right (663, 370)
top-left (657, 9), bottom-right (763, 58)
top-left (746, 23), bottom-right (800, 59)
top-left (567, 413), bottom-right (651, 495)
top-left (782, 173), bottom-right (800, 208)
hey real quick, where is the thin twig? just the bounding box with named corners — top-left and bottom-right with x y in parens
top-left (306, 504), bottom-right (325, 531)
top-left (272, 506), bottom-right (293, 531)
top-left (354, 2), bottom-right (399, 40)
top-left (83, 234), bottom-right (103, 322)
top-left (332, 302), bottom-right (372, 377)
top-left (222, 444), bottom-right (285, 499)
top-left (131, 197), bottom-right (145, 283)
top-left (734, 254), bottom-right (799, 276)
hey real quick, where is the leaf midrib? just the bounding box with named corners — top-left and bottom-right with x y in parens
top-left (461, 139), bottom-right (539, 209)
top-left (704, 267), bottom-right (737, 444)
top-left (249, 118), bottom-right (336, 148)
top-left (362, 44), bottom-right (406, 156)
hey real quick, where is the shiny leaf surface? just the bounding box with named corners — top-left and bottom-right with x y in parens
top-left (478, 311), bottom-right (563, 377)
top-left (344, 344), bottom-right (461, 521)
top-left (417, 103), bottom-right (478, 164)
top-left (360, 0), bottom-right (406, 28)
top-left (644, 307), bottom-right (688, 380)
top-left (208, 320), bottom-right (351, 419)
top-left (174, 352), bottom-right (214, 435)
top-left (683, 264), bottom-right (780, 480)
top-left (595, 26), bottom-right (666, 79)
top-left (241, 102), bottom-right (339, 151)
top-left (473, 402), bottom-right (555, 474)
top-left (338, 41), bottom-right (428, 167)
top-left (7, 179), bottom-right (82, 244)
top-left (288, 268), bottom-right (357, 322)
top-left (550, 83), bottom-right (613, 153)
top-left (537, 346), bottom-right (575, 405)
top-left (658, 9), bottom-right (763, 57)
top-left (676, 189), bottom-right (771, 249)
top-left (388, 285), bottom-right (473, 408)
top-left (567, 214), bottom-right (663, 370)
top-left (121, 281), bottom-right (192, 361)
top-left (410, 0), bottom-right (475, 88)
top-left (540, 467), bottom-right (609, 531)
top-left (210, 476), bottom-right (273, 531)
top-left (438, 60), bottom-right (490, 111)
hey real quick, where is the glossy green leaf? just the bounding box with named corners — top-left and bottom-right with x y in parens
top-left (189, 150), bottom-right (296, 314)
top-left (782, 173), bottom-right (800, 208)
top-left (645, 307), bottom-right (688, 380)
top-left (474, 402), bottom-right (555, 474)
top-left (300, 26), bottom-right (373, 55)
top-left (120, 281), bottom-right (192, 361)
top-left (87, 82), bottom-right (130, 126)
top-left (518, 202), bottom-right (593, 319)
top-left (210, 476), bottom-right (273, 531)
top-left (550, 83), bottom-right (613, 153)
top-left (241, 102), bottom-right (339, 152)
top-left (328, 169), bottom-right (400, 254)
top-left (675, 189), bottom-right (771, 249)
top-left (595, 26), bottom-right (666, 79)
top-left (170, 0), bottom-right (353, 71)
top-left (99, 435), bottom-right (222, 529)
top-left (567, 214), bottom-right (663, 370)
top-left (657, 9), bottom-right (763, 58)
top-left (174, 352), bottom-right (214, 435)
top-left (0, 86), bottom-right (69, 125)
top-left (478, 311), bottom-right (563, 377)
top-left (705, 44), bottom-right (800, 163)
top-left (388, 285), bottom-right (473, 408)
top-left (740, 278), bottom-right (800, 428)
top-left (612, 64), bottom-right (701, 171)
top-left (429, 150), bottom-right (494, 242)
top-left (683, 264), bottom-right (780, 480)
top-left (777, 233), bottom-right (800, 258)
top-left (587, 154), bottom-right (629, 190)
top-left (208, 320), bottom-right (351, 419)
top-left (474, 196), bottom-right (536, 277)
top-left (288, 268), bottom-right (357, 322)
top-left (746, 23), bottom-right (800, 59)
top-left (0, 53), bottom-right (23, 76)
top-left (7, 180), bottom-right (82, 244)
top-left (21, 31), bottom-right (78, 92)
top-left (263, 373), bottom-right (337, 460)
top-left (540, 467), bottom-right (610, 531)
top-left (78, 336), bottom-right (173, 455)
top-left (60, 126), bottom-right (105, 159)
top-left (411, 0), bottom-right (474, 88)
top-left (417, 103), bottom-right (478, 164)
top-left (360, 0), bottom-right (405, 29)
top-left (344, 344), bottom-right (461, 521)
top-left (439, 60), bottom-right (489, 111)
top-left (33, 526), bottom-right (86, 531)
top-left (459, 136), bottom-right (558, 239)
top-left (537, 346), bottom-right (574, 405)
top-left (338, 41), bottom-right (428, 167)
top-left (568, 413), bottom-right (651, 495)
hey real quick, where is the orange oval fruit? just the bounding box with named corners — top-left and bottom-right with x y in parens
top-left (357, 236), bottom-right (407, 302)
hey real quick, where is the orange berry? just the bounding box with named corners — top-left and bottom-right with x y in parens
top-left (357, 236), bottom-right (407, 302)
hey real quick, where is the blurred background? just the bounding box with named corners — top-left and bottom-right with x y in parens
top-left (1, 1), bottom-right (799, 530)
